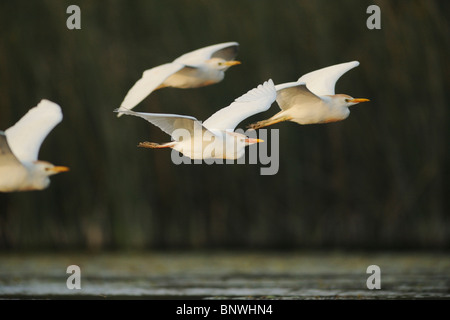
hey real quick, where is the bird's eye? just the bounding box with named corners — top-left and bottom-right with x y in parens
top-left (218, 62), bottom-right (223, 66)
top-left (345, 98), bottom-right (350, 103)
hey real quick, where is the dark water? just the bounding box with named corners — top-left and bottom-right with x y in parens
top-left (0, 251), bottom-right (449, 299)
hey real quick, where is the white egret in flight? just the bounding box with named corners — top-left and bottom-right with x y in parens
top-left (0, 100), bottom-right (69, 192)
top-left (249, 61), bottom-right (369, 129)
top-left (116, 80), bottom-right (277, 160)
top-left (117, 42), bottom-right (241, 117)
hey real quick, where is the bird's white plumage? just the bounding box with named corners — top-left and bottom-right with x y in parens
top-left (0, 131), bottom-right (29, 189)
top-left (248, 61), bottom-right (369, 129)
top-left (0, 139), bottom-right (29, 193)
top-left (117, 42), bottom-right (240, 117)
top-left (117, 80), bottom-right (274, 160)
top-left (119, 63), bottom-right (184, 112)
top-left (0, 100), bottom-right (68, 192)
top-left (173, 42), bottom-right (239, 67)
top-left (5, 99), bottom-right (62, 163)
top-left (275, 82), bottom-right (322, 111)
top-left (115, 110), bottom-right (212, 141)
top-left (298, 61), bottom-right (360, 96)
top-left (203, 79), bottom-right (276, 131)
top-left (274, 81), bottom-right (305, 92)
top-left (0, 131), bottom-right (23, 167)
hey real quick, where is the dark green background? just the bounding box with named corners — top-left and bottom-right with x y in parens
top-left (0, 0), bottom-right (448, 251)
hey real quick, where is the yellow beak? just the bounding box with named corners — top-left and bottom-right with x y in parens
top-left (245, 138), bottom-right (264, 144)
top-left (348, 98), bottom-right (370, 103)
top-left (223, 60), bottom-right (241, 67)
top-left (49, 166), bottom-right (70, 173)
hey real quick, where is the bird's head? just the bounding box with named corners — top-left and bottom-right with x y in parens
top-left (207, 57), bottom-right (241, 71)
top-left (29, 161), bottom-right (70, 190)
top-left (335, 94), bottom-right (370, 107)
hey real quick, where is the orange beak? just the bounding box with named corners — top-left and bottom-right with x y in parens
top-left (348, 98), bottom-right (370, 103)
top-left (49, 166), bottom-right (70, 173)
top-left (223, 60), bottom-right (241, 67)
top-left (245, 138), bottom-right (264, 144)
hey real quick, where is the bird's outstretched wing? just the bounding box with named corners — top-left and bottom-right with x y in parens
top-left (298, 61), bottom-right (360, 96)
top-left (0, 131), bottom-right (23, 167)
top-left (203, 79), bottom-right (277, 131)
top-left (173, 42), bottom-right (239, 67)
top-left (275, 82), bottom-right (322, 111)
top-left (115, 109), bottom-right (214, 141)
top-left (5, 100), bottom-right (62, 163)
top-left (117, 63), bottom-right (185, 116)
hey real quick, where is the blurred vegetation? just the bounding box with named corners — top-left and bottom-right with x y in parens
top-left (0, 0), bottom-right (448, 251)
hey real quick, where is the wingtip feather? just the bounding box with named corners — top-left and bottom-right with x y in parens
top-left (34, 99), bottom-right (63, 123)
top-left (234, 79), bottom-right (276, 103)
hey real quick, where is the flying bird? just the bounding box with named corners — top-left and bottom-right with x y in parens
top-left (0, 100), bottom-right (69, 192)
top-left (117, 42), bottom-right (241, 117)
top-left (249, 61), bottom-right (369, 129)
top-left (115, 80), bottom-right (276, 160)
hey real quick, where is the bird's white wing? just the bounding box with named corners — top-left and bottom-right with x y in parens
top-left (275, 82), bottom-right (322, 111)
top-left (298, 61), bottom-right (360, 96)
top-left (203, 79), bottom-right (277, 131)
top-left (115, 109), bottom-right (214, 141)
top-left (117, 63), bottom-right (185, 116)
top-left (0, 131), bottom-right (23, 167)
top-left (5, 99), bottom-right (62, 163)
top-left (173, 42), bottom-right (239, 67)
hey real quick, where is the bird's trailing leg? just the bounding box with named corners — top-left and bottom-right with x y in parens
top-left (248, 116), bottom-right (292, 130)
top-left (138, 142), bottom-right (174, 149)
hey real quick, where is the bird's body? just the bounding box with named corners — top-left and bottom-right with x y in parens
top-left (156, 61), bottom-right (226, 89)
top-left (117, 42), bottom-right (241, 116)
top-left (139, 129), bottom-right (252, 160)
top-left (249, 61), bottom-right (369, 129)
top-left (0, 100), bottom-right (69, 192)
top-left (116, 80), bottom-right (277, 160)
top-left (0, 137), bottom-right (29, 191)
top-left (0, 150), bottom-right (58, 192)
